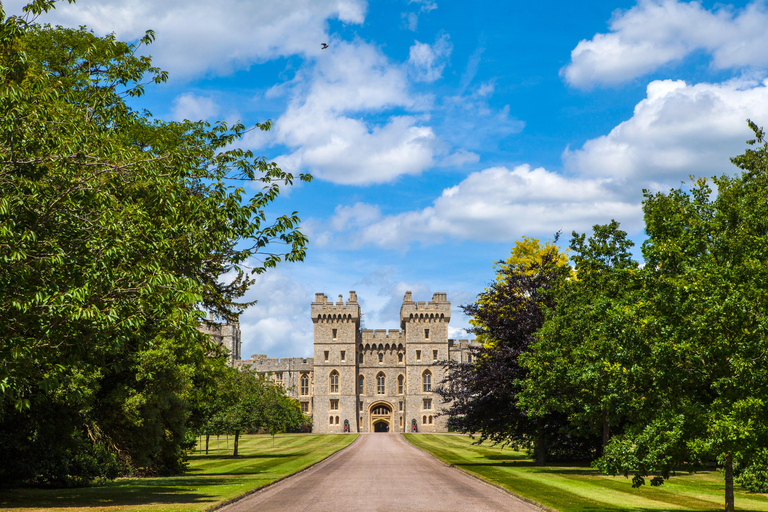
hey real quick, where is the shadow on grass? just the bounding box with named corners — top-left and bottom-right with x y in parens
top-left (188, 453), bottom-right (301, 462)
top-left (0, 479), bottom-right (227, 509)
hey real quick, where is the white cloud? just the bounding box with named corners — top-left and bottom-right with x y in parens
top-left (408, 33), bottom-right (453, 82)
top-left (170, 93), bottom-right (219, 121)
top-left (6, 0), bottom-right (367, 79)
top-left (272, 40), bottom-right (441, 184)
top-left (563, 0), bottom-right (768, 88)
top-left (319, 165), bottom-right (641, 248)
top-left (565, 78), bottom-right (768, 184)
top-left (401, 0), bottom-right (437, 31)
top-left (237, 269), bottom-right (314, 358)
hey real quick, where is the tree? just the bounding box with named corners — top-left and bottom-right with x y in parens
top-left (594, 121), bottom-right (768, 512)
top-left (437, 237), bottom-right (585, 464)
top-left (520, 221), bottom-right (642, 455)
top-left (211, 368), bottom-right (306, 455)
top-left (0, 1), bottom-right (311, 485)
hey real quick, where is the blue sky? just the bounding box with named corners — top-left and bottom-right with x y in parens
top-left (10, 0), bottom-right (768, 357)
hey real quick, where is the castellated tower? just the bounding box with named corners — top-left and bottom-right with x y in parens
top-left (311, 291), bottom-right (360, 433)
top-left (401, 291), bottom-right (450, 433)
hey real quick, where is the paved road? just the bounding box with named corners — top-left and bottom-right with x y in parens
top-left (221, 433), bottom-right (539, 512)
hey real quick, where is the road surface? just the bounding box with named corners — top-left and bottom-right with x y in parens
top-left (220, 433), bottom-right (539, 512)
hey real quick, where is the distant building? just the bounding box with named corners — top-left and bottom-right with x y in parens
top-left (222, 291), bottom-right (479, 434)
top-left (199, 315), bottom-right (242, 364)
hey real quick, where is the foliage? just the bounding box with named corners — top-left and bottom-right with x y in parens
top-left (436, 237), bottom-right (590, 463)
top-left (520, 221), bottom-right (642, 454)
top-left (588, 121), bottom-right (768, 512)
top-left (0, 1), bottom-right (310, 485)
top-left (206, 368), bottom-right (307, 455)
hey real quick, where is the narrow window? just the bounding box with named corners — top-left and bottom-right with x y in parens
top-left (400, 416), bottom-right (403, 427)
top-left (301, 402), bottom-right (308, 414)
top-left (399, 401), bottom-right (403, 411)
top-left (330, 416), bottom-right (334, 424)
top-left (467, 353), bottom-right (473, 363)
top-left (398, 352), bottom-right (403, 363)
top-left (416, 350), bottom-right (421, 361)
top-left (330, 399), bottom-right (339, 410)
top-left (329, 370), bottom-right (339, 393)
top-left (377, 372), bottom-right (386, 394)
top-left (275, 372), bottom-right (283, 383)
top-left (359, 353), bottom-right (364, 364)
top-left (332, 328), bottom-right (337, 339)
top-left (358, 374), bottom-right (365, 394)
top-left (324, 350), bottom-right (329, 361)
top-left (341, 350), bottom-right (346, 361)
top-left (433, 349), bottom-right (438, 361)
top-left (378, 352), bottom-right (383, 363)
top-left (423, 415), bottom-right (427, 424)
top-left (425, 328), bottom-right (430, 339)
top-left (423, 398), bottom-right (432, 410)
top-left (422, 370), bottom-right (432, 392)
top-left (335, 416), bottom-right (339, 424)
top-left (397, 374), bottom-right (404, 394)
top-left (429, 415), bottom-right (433, 424)
top-left (359, 401), bottom-right (363, 411)
top-left (300, 373), bottom-right (309, 395)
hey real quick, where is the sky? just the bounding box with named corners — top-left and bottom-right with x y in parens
top-left (8, 0), bottom-right (768, 358)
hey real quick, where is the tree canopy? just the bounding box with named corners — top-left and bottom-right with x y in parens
top-left (0, 1), bottom-right (311, 485)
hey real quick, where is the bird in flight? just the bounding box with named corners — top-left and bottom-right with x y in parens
top-left (321, 43), bottom-right (329, 49)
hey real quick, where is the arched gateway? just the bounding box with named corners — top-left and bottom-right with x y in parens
top-left (369, 402), bottom-right (392, 432)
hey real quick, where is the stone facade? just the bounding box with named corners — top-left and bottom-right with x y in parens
top-left (225, 290), bottom-right (479, 434)
top-left (199, 316), bottom-right (242, 364)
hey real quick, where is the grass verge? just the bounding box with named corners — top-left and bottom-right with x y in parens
top-left (0, 433), bottom-right (357, 512)
top-left (404, 433), bottom-right (768, 512)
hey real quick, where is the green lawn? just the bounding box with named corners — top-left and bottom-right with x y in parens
top-left (0, 433), bottom-right (357, 512)
top-left (404, 433), bottom-right (768, 512)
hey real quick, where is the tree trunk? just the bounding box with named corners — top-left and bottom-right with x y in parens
top-left (535, 418), bottom-right (546, 466)
top-left (233, 431), bottom-right (240, 457)
top-left (602, 407), bottom-right (610, 455)
top-left (725, 452), bottom-right (734, 512)
top-left (205, 434), bottom-right (210, 455)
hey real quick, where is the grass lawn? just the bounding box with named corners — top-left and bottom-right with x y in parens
top-left (404, 433), bottom-right (768, 512)
top-left (0, 433), bottom-right (357, 512)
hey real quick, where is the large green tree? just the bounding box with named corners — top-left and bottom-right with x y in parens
top-left (520, 221), bottom-right (642, 455)
top-left (0, 1), bottom-right (310, 485)
top-left (594, 122), bottom-right (768, 512)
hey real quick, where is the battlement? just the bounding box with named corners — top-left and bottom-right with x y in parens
top-left (361, 329), bottom-right (404, 343)
top-left (237, 354), bottom-right (314, 371)
top-left (311, 291), bottom-right (360, 322)
top-left (400, 290), bottom-right (451, 323)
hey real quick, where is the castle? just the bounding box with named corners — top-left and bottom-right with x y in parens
top-left (206, 291), bottom-right (478, 433)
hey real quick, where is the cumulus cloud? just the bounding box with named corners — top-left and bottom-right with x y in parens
top-left (565, 78), bottom-right (768, 184)
top-left (170, 93), bottom-right (219, 121)
top-left (272, 40), bottom-right (441, 184)
top-left (5, 0), bottom-right (367, 79)
top-left (236, 269), bottom-right (314, 358)
top-left (408, 33), bottom-right (453, 82)
top-left (563, 0), bottom-right (768, 88)
top-left (316, 165), bottom-right (642, 248)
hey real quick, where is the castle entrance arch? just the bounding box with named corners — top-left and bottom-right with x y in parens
top-left (369, 402), bottom-right (392, 432)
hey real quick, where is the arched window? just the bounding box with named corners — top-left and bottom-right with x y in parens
top-left (398, 352), bottom-right (403, 363)
top-left (358, 374), bottom-right (365, 394)
top-left (377, 372), bottom-right (386, 394)
top-left (397, 374), bottom-right (404, 394)
top-left (329, 370), bottom-right (339, 393)
top-left (359, 352), bottom-right (364, 364)
top-left (422, 415), bottom-right (427, 424)
top-left (422, 370), bottom-right (432, 392)
top-left (335, 416), bottom-right (340, 424)
top-left (429, 415), bottom-right (433, 424)
top-left (378, 352), bottom-right (383, 363)
top-left (300, 373), bottom-right (309, 395)
top-left (329, 416), bottom-right (334, 424)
